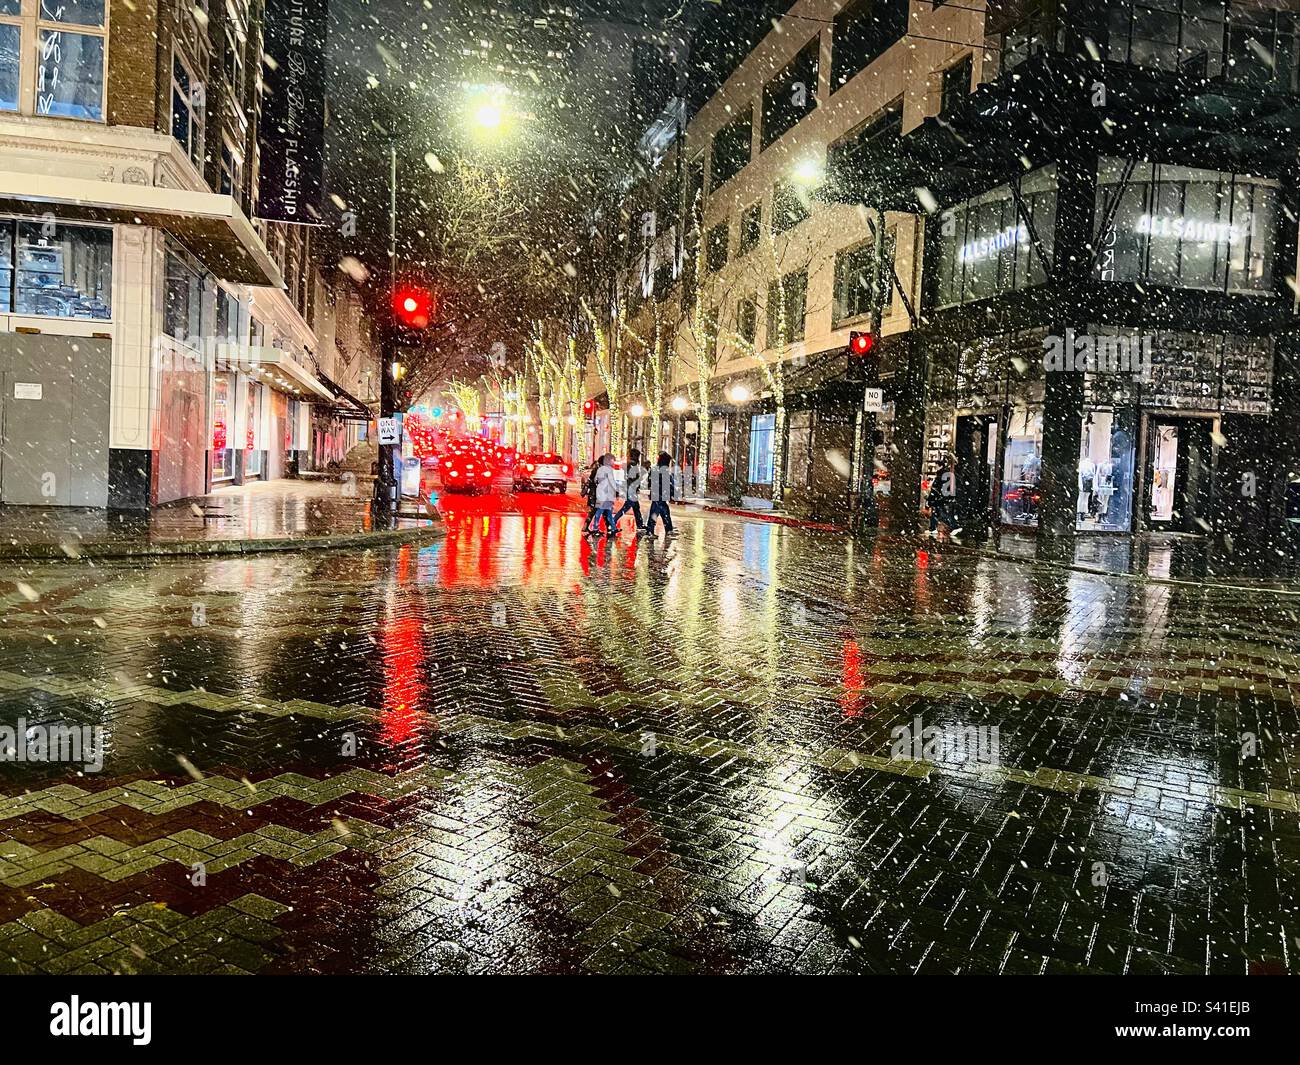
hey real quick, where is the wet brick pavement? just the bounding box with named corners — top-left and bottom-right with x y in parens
top-left (1, 494), bottom-right (1298, 974)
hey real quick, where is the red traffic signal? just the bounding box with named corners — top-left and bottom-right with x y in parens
top-left (393, 287), bottom-right (433, 329)
top-left (582, 399), bottom-right (595, 416)
top-left (849, 331), bottom-right (875, 357)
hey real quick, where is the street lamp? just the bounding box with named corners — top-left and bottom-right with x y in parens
top-left (629, 401), bottom-right (646, 418)
top-left (725, 383), bottom-right (751, 405)
top-left (671, 395), bottom-right (689, 413)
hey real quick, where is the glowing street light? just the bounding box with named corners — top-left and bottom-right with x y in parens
top-left (629, 402), bottom-right (646, 418)
top-left (726, 383), bottom-right (751, 404)
top-left (792, 157), bottom-right (824, 187)
top-left (670, 395), bottom-right (689, 413)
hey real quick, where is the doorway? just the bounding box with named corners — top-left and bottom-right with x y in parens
top-left (1145, 416), bottom-right (1212, 533)
top-left (955, 412), bottom-right (998, 537)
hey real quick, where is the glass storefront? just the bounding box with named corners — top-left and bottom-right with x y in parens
top-left (244, 380), bottom-right (263, 477)
top-left (748, 413), bottom-right (776, 484)
top-left (1077, 409), bottom-right (1136, 531)
top-left (4, 220), bottom-right (112, 319)
top-left (1000, 407), bottom-right (1042, 526)
top-left (935, 165), bottom-right (1057, 308)
top-left (212, 373), bottom-right (235, 481)
top-left (1095, 159), bottom-right (1278, 294)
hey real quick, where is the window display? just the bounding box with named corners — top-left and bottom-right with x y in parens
top-left (212, 374), bottom-right (235, 481)
top-left (12, 220), bottom-right (111, 319)
top-left (1076, 409), bottom-right (1136, 532)
top-left (1149, 423), bottom-right (1179, 523)
top-left (244, 380), bottom-right (263, 477)
top-left (1000, 407), bottom-right (1042, 526)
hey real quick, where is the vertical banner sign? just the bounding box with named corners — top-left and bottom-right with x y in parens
top-left (258, 0), bottom-right (327, 224)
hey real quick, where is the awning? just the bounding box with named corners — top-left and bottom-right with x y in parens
top-left (217, 343), bottom-right (333, 400)
top-left (310, 359), bottom-right (373, 420)
top-left (0, 170), bottom-right (283, 287)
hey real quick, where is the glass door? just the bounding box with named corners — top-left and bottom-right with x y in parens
top-left (1148, 422), bottom-right (1179, 525)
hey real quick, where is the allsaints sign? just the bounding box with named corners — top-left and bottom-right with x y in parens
top-left (1135, 213), bottom-right (1254, 244)
top-left (258, 0), bottom-right (327, 224)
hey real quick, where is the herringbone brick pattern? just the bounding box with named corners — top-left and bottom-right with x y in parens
top-left (2, 506), bottom-right (1299, 973)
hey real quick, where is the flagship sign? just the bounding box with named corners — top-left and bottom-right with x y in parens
top-left (257, 0), bottom-right (327, 224)
top-left (1135, 212), bottom-right (1253, 244)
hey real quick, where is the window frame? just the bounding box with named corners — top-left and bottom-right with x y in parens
top-left (171, 49), bottom-right (205, 172)
top-left (1, 0), bottom-right (110, 121)
top-left (1, 214), bottom-right (114, 321)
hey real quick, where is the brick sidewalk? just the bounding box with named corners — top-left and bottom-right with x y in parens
top-left (0, 481), bottom-right (439, 559)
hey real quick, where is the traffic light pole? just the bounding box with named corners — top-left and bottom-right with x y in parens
top-left (373, 143), bottom-right (400, 517)
top-left (856, 199), bottom-right (886, 536)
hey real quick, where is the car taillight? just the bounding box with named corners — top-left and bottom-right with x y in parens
top-left (562, 464), bottom-right (572, 476)
top-left (526, 463), bottom-right (535, 472)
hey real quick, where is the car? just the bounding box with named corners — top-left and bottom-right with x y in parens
top-left (512, 452), bottom-right (571, 493)
top-left (440, 450), bottom-right (495, 493)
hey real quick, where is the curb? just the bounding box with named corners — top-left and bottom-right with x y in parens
top-left (0, 521), bottom-right (444, 562)
top-left (687, 502), bottom-right (846, 533)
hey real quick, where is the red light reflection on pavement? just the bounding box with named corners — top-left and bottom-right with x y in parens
top-left (840, 638), bottom-right (869, 718)
top-left (378, 545), bottom-right (428, 755)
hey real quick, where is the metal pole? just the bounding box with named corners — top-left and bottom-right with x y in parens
top-left (374, 142), bottom-right (399, 514)
top-left (858, 198), bottom-right (885, 534)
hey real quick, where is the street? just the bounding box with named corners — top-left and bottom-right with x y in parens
top-left (2, 497), bottom-right (1295, 975)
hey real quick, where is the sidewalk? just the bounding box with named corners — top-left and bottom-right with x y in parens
top-left (0, 480), bottom-right (440, 560)
top-left (685, 496), bottom-right (1300, 591)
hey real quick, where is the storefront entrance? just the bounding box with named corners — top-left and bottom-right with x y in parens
top-left (1144, 416), bottom-right (1213, 533)
top-left (955, 413), bottom-right (997, 538)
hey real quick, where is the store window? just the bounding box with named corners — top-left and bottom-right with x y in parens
top-left (212, 373), bottom-right (235, 481)
top-left (772, 181), bottom-right (808, 234)
top-left (220, 141), bottom-right (243, 204)
top-left (1000, 407), bottom-right (1043, 527)
top-left (748, 413), bottom-right (776, 484)
top-left (936, 165), bottom-right (1057, 308)
top-left (0, 221), bottom-right (12, 312)
top-left (709, 419), bottom-right (728, 480)
top-left (1077, 409), bottom-right (1136, 532)
top-left (1095, 159), bottom-right (1278, 294)
top-left (164, 249), bottom-right (206, 344)
top-left (787, 411), bottom-right (813, 488)
top-left (11, 219), bottom-right (111, 319)
top-left (171, 53), bottom-right (204, 170)
top-left (244, 379), bottom-right (263, 476)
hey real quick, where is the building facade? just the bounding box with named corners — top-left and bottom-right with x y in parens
top-left (609, 0), bottom-right (1300, 548)
top-left (0, 0), bottom-right (375, 510)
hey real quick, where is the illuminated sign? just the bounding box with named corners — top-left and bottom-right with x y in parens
top-left (1135, 213), bottom-right (1252, 244)
top-left (958, 222), bottom-right (1027, 264)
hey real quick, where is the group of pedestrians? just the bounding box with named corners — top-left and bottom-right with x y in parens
top-left (583, 449), bottom-right (679, 539)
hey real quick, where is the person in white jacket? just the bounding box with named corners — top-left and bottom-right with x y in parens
top-left (613, 448), bottom-right (647, 531)
top-left (587, 454), bottom-right (619, 536)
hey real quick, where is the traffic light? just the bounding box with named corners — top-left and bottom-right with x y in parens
top-left (849, 331), bottom-right (875, 358)
top-left (392, 287), bottom-right (433, 330)
top-left (847, 330), bottom-right (877, 382)
top-left (582, 399), bottom-right (595, 417)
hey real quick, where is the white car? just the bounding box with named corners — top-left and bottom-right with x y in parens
top-left (512, 453), bottom-right (571, 493)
